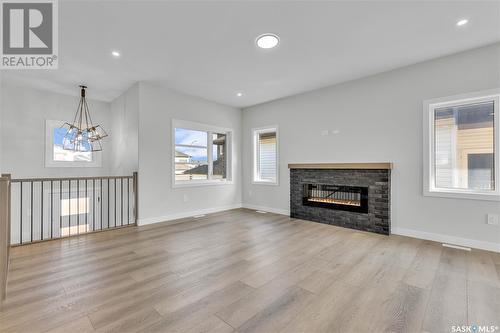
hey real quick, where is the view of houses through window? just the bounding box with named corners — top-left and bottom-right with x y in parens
top-left (174, 128), bottom-right (208, 181)
top-left (434, 100), bottom-right (495, 191)
top-left (174, 125), bottom-right (229, 184)
top-left (212, 133), bottom-right (227, 180)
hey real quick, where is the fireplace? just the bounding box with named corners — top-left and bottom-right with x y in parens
top-left (289, 163), bottom-right (392, 235)
top-left (303, 183), bottom-right (368, 213)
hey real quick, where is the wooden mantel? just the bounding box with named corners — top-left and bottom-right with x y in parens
top-left (288, 162), bottom-right (393, 170)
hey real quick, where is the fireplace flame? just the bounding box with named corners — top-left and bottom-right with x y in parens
top-left (307, 197), bottom-right (361, 207)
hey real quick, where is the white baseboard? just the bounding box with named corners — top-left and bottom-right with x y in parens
top-left (241, 203), bottom-right (290, 216)
top-left (392, 227), bottom-right (500, 253)
top-left (138, 203), bottom-right (243, 226)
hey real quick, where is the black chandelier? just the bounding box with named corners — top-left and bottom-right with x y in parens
top-left (61, 85), bottom-right (108, 152)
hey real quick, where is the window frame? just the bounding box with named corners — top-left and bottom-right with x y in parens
top-left (45, 120), bottom-right (102, 168)
top-left (423, 89), bottom-right (500, 201)
top-left (252, 126), bottom-right (279, 186)
top-left (171, 119), bottom-right (233, 188)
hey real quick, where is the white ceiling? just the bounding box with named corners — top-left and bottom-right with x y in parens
top-left (3, 1), bottom-right (500, 108)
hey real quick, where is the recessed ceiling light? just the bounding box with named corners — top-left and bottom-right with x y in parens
top-left (111, 50), bottom-right (121, 57)
top-left (256, 34), bottom-right (280, 49)
top-left (237, 92), bottom-right (243, 97)
top-left (456, 19), bottom-right (468, 26)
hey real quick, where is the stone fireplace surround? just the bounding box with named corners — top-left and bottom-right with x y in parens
top-left (289, 163), bottom-right (391, 235)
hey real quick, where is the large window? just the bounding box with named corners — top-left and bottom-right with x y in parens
top-left (172, 119), bottom-right (232, 187)
top-left (253, 127), bottom-right (278, 185)
top-left (424, 91), bottom-right (500, 200)
top-left (45, 120), bottom-right (101, 167)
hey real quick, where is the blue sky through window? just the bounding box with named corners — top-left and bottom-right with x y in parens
top-left (175, 128), bottom-right (207, 147)
top-left (54, 127), bottom-right (65, 145)
top-left (176, 146), bottom-right (207, 162)
top-left (53, 127), bottom-right (92, 161)
top-left (175, 128), bottom-right (208, 161)
top-left (54, 127), bottom-right (92, 152)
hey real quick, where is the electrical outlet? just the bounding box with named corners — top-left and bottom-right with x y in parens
top-left (486, 214), bottom-right (499, 225)
top-left (248, 190), bottom-right (252, 197)
top-left (183, 194), bottom-right (189, 203)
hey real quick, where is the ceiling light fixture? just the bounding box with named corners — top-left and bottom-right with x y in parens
top-left (111, 50), bottom-right (121, 57)
top-left (256, 33), bottom-right (280, 49)
top-left (237, 92), bottom-right (243, 97)
top-left (61, 85), bottom-right (108, 152)
top-left (456, 19), bottom-right (468, 26)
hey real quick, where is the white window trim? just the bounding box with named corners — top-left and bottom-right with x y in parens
top-left (423, 89), bottom-right (500, 201)
top-left (45, 120), bottom-right (102, 168)
top-left (172, 119), bottom-right (233, 188)
top-left (252, 125), bottom-right (279, 186)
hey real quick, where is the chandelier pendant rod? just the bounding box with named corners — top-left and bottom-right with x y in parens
top-left (78, 96), bottom-right (84, 132)
top-left (71, 98), bottom-right (82, 129)
top-left (84, 97), bottom-right (93, 130)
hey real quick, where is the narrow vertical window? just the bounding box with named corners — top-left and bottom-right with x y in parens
top-left (254, 127), bottom-right (278, 184)
top-left (212, 133), bottom-right (227, 180)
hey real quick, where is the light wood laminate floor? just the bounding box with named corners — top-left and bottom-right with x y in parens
top-left (1, 208), bottom-right (499, 333)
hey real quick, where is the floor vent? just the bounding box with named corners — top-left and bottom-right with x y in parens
top-left (256, 210), bottom-right (267, 214)
top-left (442, 243), bottom-right (471, 251)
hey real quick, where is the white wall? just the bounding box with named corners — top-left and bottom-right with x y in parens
top-left (1, 84), bottom-right (112, 178)
top-left (137, 82), bottom-right (242, 225)
top-left (110, 83), bottom-right (139, 175)
top-left (242, 43), bottom-right (500, 251)
top-left (0, 71), bottom-right (3, 175)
